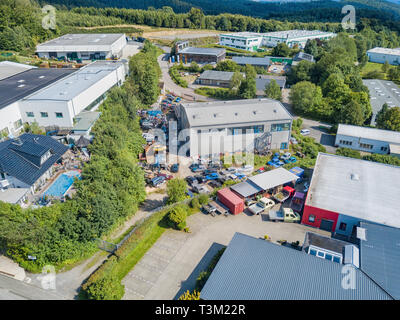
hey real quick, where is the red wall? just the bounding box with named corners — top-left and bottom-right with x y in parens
top-left (301, 204), bottom-right (339, 231)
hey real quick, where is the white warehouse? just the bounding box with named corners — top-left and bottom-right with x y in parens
top-left (36, 33), bottom-right (127, 60)
top-left (20, 60), bottom-right (126, 128)
top-left (335, 124), bottom-right (400, 156)
top-left (366, 47), bottom-right (400, 66)
top-left (176, 99), bottom-right (293, 158)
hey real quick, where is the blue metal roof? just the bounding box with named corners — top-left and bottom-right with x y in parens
top-left (359, 222), bottom-right (400, 300)
top-left (200, 233), bottom-right (391, 300)
top-left (0, 134), bottom-right (68, 186)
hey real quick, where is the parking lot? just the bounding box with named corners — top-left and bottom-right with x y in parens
top-left (122, 208), bottom-right (330, 300)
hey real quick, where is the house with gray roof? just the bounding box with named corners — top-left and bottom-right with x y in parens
top-left (177, 47), bottom-right (226, 64)
top-left (0, 133), bottom-right (68, 195)
top-left (200, 232), bottom-right (391, 300)
top-left (176, 98), bottom-right (292, 157)
top-left (196, 70), bottom-right (241, 88)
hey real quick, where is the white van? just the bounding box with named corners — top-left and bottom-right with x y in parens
top-left (300, 129), bottom-right (310, 136)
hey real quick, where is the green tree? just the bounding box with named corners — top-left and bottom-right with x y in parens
top-left (382, 61), bottom-right (390, 74)
top-left (167, 178), bottom-right (188, 204)
top-left (229, 71), bottom-right (243, 94)
top-left (272, 43), bottom-right (291, 57)
top-left (375, 106), bottom-right (400, 132)
top-left (289, 81), bottom-right (324, 116)
top-left (264, 79), bottom-right (281, 101)
top-left (85, 274), bottom-right (125, 300)
top-left (167, 206), bottom-right (187, 230)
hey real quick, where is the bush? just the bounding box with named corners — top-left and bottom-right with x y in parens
top-left (167, 206), bottom-right (187, 230)
top-left (85, 274), bottom-right (125, 300)
top-left (178, 290), bottom-right (200, 300)
top-left (169, 66), bottom-right (188, 88)
top-left (195, 248), bottom-right (225, 291)
top-left (166, 178), bottom-right (188, 204)
top-left (198, 194), bottom-right (209, 205)
top-left (336, 147), bottom-right (362, 159)
top-left (190, 197), bottom-right (200, 208)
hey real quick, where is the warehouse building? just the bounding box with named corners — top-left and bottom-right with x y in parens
top-left (36, 33), bottom-right (127, 60)
top-left (366, 47), bottom-right (400, 66)
top-left (196, 70), bottom-right (240, 88)
top-left (200, 232), bottom-right (391, 300)
top-left (362, 79), bottom-right (400, 125)
top-left (20, 61), bottom-right (125, 129)
top-left (220, 30), bottom-right (336, 51)
top-left (177, 47), bottom-right (226, 64)
top-left (302, 153), bottom-right (400, 239)
top-left (0, 61), bottom-right (36, 80)
top-left (335, 124), bottom-right (400, 155)
top-left (255, 75), bottom-right (286, 97)
top-left (176, 98), bottom-right (293, 157)
top-left (0, 67), bottom-right (76, 138)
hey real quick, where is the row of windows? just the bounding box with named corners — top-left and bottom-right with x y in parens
top-left (271, 123), bottom-right (290, 132)
top-left (228, 125), bottom-right (265, 135)
top-left (26, 112), bottom-right (63, 118)
top-left (339, 140), bottom-right (352, 146)
top-left (360, 143), bottom-right (373, 150)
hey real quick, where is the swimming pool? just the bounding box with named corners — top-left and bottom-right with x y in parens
top-left (43, 171), bottom-right (81, 198)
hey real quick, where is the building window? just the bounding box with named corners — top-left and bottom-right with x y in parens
top-left (308, 215), bottom-right (315, 223)
top-left (360, 143), bottom-right (373, 149)
top-left (40, 112), bottom-right (48, 118)
top-left (339, 222), bottom-right (347, 231)
top-left (14, 119), bottom-right (22, 129)
top-left (55, 112), bottom-right (63, 118)
top-left (339, 140), bottom-right (352, 146)
top-left (271, 123), bottom-right (290, 132)
top-left (381, 146), bottom-right (388, 152)
top-left (26, 112), bottom-right (34, 118)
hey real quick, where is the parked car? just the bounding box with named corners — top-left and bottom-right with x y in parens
top-left (205, 173), bottom-right (220, 180)
top-left (202, 204), bottom-right (216, 216)
top-left (238, 165), bottom-right (254, 174)
top-left (196, 176), bottom-right (207, 184)
top-left (203, 169), bottom-right (218, 176)
top-left (300, 129), bottom-right (310, 136)
top-left (157, 173), bottom-right (173, 180)
top-left (303, 181), bottom-right (310, 193)
top-left (257, 167), bottom-right (265, 173)
top-left (248, 198), bottom-right (275, 215)
top-left (269, 208), bottom-right (300, 223)
top-left (280, 152), bottom-right (291, 161)
top-left (284, 156), bottom-right (297, 164)
top-left (289, 137), bottom-right (298, 144)
top-left (142, 133), bottom-right (155, 143)
top-left (191, 164), bottom-right (206, 172)
top-left (170, 163), bottom-right (179, 173)
top-left (185, 176), bottom-right (198, 186)
top-left (209, 180), bottom-right (222, 188)
top-left (151, 176), bottom-right (166, 187)
top-left (175, 97), bottom-right (181, 103)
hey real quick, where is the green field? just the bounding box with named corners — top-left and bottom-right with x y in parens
top-left (361, 62), bottom-right (387, 79)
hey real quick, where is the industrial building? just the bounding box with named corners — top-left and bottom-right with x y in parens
top-left (292, 51), bottom-right (315, 66)
top-left (362, 79), bottom-right (400, 124)
top-left (335, 124), bottom-right (400, 155)
top-left (0, 61), bottom-right (36, 80)
top-left (175, 98), bottom-right (293, 157)
top-left (302, 153), bottom-right (400, 238)
top-left (219, 30), bottom-right (336, 51)
top-left (0, 67), bottom-right (76, 138)
top-left (177, 47), bottom-right (226, 64)
top-left (200, 232), bottom-right (391, 300)
top-left (366, 47), bottom-right (400, 66)
top-left (19, 60), bottom-right (126, 129)
top-left (36, 33), bottom-right (127, 60)
top-left (0, 133), bottom-right (68, 194)
top-left (255, 75), bottom-right (286, 97)
top-left (196, 70), bottom-right (240, 88)
top-left (232, 56), bottom-right (271, 68)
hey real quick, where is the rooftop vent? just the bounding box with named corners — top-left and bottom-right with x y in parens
top-left (350, 173), bottom-right (360, 181)
top-left (12, 138), bottom-right (23, 146)
top-left (17, 79), bottom-right (25, 83)
top-left (39, 75), bottom-right (45, 79)
top-left (356, 227), bottom-right (367, 241)
top-left (18, 84), bottom-right (26, 88)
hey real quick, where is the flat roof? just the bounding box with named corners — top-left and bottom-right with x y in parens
top-left (256, 77), bottom-right (286, 91)
top-left (232, 56), bottom-right (271, 66)
top-left (0, 61), bottom-right (36, 80)
top-left (367, 47), bottom-right (400, 56)
top-left (200, 233), bottom-right (390, 300)
top-left (220, 32), bottom-right (263, 39)
top-left (0, 68), bottom-right (76, 110)
top-left (303, 232), bottom-right (350, 255)
top-left (180, 98), bottom-right (292, 128)
top-left (337, 124), bottom-right (400, 145)
top-left (307, 153), bottom-right (400, 229)
top-left (230, 180), bottom-right (263, 198)
top-left (0, 188), bottom-right (29, 204)
top-left (262, 29), bottom-right (336, 40)
top-left (179, 47), bottom-right (225, 56)
top-left (359, 222), bottom-right (400, 300)
top-left (362, 79), bottom-right (400, 124)
top-left (249, 167), bottom-right (299, 191)
top-left (198, 70), bottom-right (236, 81)
top-left (36, 33), bottom-right (125, 52)
top-left (24, 61), bottom-right (123, 102)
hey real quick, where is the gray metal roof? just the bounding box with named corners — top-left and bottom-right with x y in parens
top-left (0, 61), bottom-right (35, 80)
top-left (307, 153), bottom-right (400, 229)
top-left (24, 61), bottom-right (123, 102)
top-left (200, 232), bottom-right (391, 300)
top-left (294, 51), bottom-right (315, 62)
top-left (261, 29), bottom-right (336, 41)
top-left (198, 70), bottom-right (236, 82)
top-left (180, 98), bottom-right (292, 128)
top-left (359, 222), bottom-right (400, 300)
top-left (362, 79), bottom-right (400, 125)
top-left (303, 232), bottom-right (350, 255)
top-left (256, 77), bottom-right (286, 92)
top-left (36, 33), bottom-right (125, 52)
top-left (249, 167), bottom-right (299, 191)
top-left (179, 47), bottom-right (225, 57)
top-left (0, 68), bottom-right (76, 110)
top-left (337, 124), bottom-right (400, 145)
top-left (232, 56), bottom-right (270, 66)
top-left (230, 180), bottom-right (263, 198)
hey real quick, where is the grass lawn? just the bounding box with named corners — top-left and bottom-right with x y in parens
top-left (361, 62), bottom-right (387, 79)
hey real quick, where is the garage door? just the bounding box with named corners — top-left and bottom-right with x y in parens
top-left (320, 219), bottom-right (334, 232)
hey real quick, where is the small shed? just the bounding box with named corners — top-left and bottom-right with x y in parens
top-left (75, 136), bottom-right (90, 148)
top-left (217, 188), bottom-right (244, 215)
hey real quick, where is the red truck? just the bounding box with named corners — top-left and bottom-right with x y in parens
top-left (273, 186), bottom-right (295, 203)
top-left (217, 188), bottom-right (244, 215)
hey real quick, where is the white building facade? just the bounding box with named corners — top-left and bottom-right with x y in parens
top-left (335, 124), bottom-right (400, 155)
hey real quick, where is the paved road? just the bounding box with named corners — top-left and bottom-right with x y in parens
top-left (299, 117), bottom-right (337, 154)
top-left (157, 52), bottom-right (215, 102)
